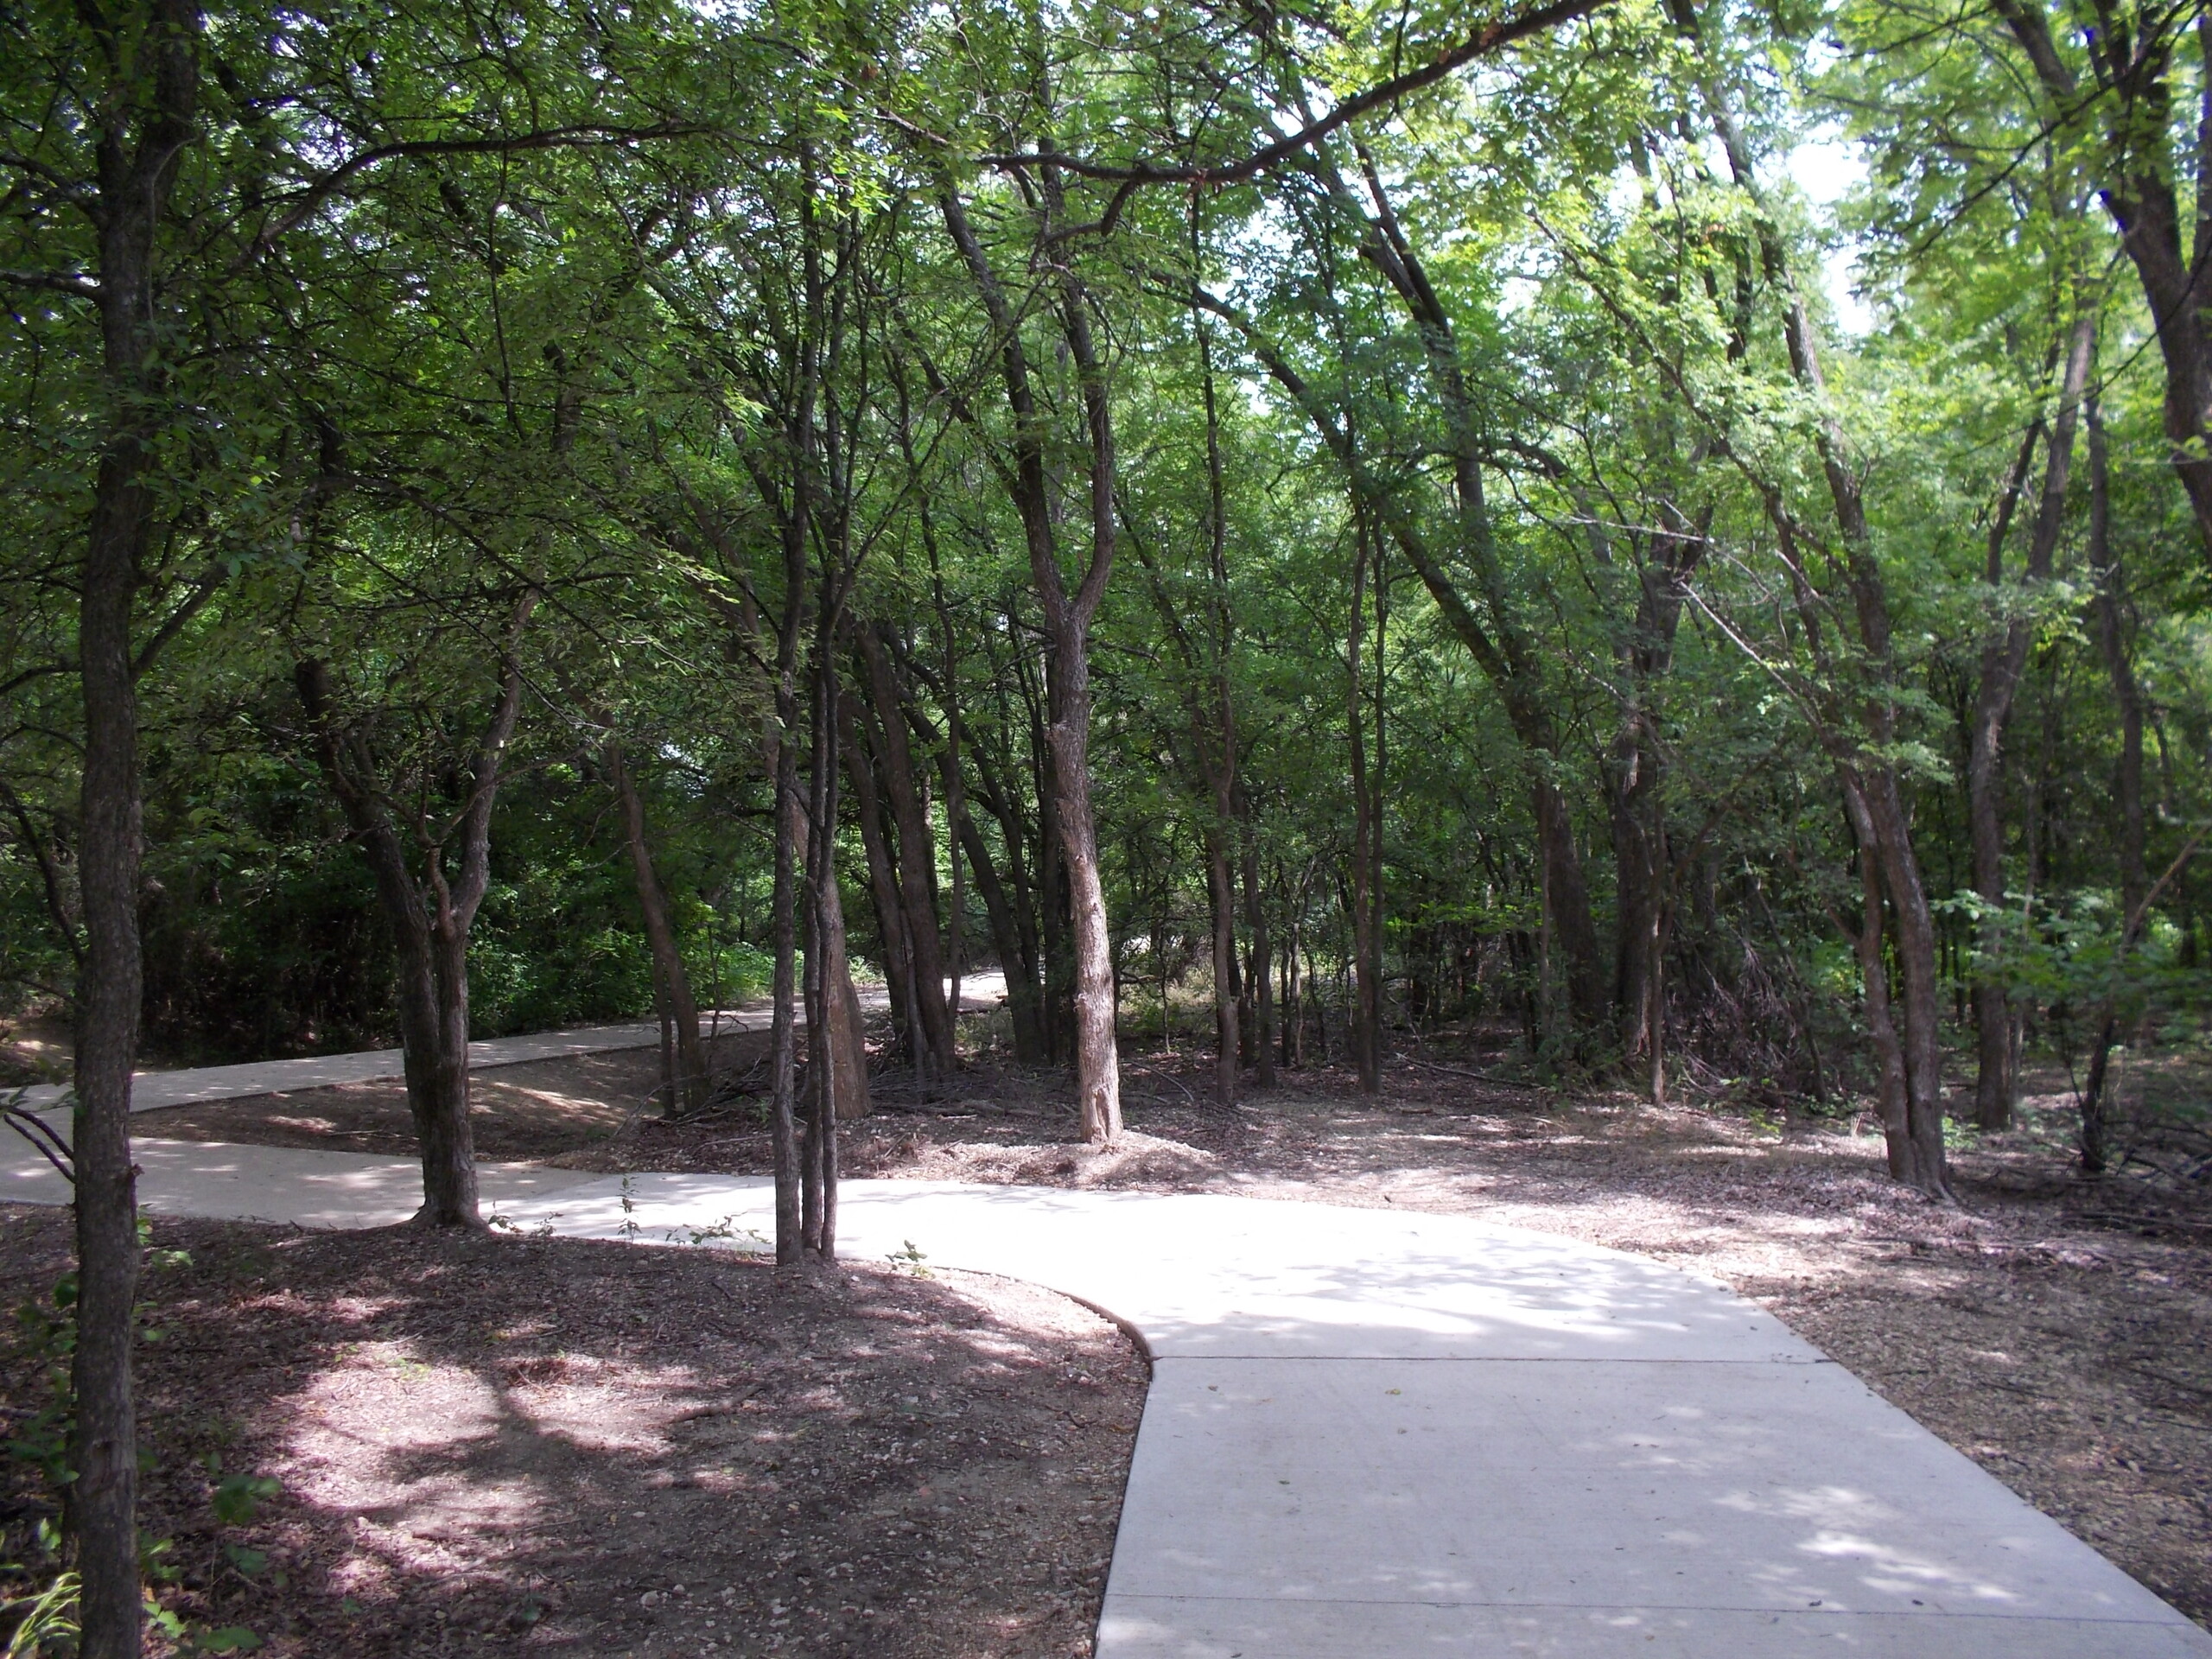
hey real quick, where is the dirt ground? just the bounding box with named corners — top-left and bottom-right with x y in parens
top-left (45, 1017), bottom-right (2212, 1638)
top-left (0, 1205), bottom-right (1144, 1658)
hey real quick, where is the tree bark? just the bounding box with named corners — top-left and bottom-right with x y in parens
top-left (1969, 309), bottom-right (2094, 1129)
top-left (1994, 0), bottom-right (2212, 566)
top-left (2086, 385), bottom-right (2148, 920)
top-left (942, 185), bottom-right (1122, 1141)
top-left (63, 7), bottom-right (206, 1648)
top-left (1347, 523), bottom-right (1383, 1093)
top-left (606, 739), bottom-right (708, 1115)
top-left (858, 624), bottom-right (956, 1078)
top-left (1205, 818), bottom-right (1240, 1105)
top-left (296, 614), bottom-right (531, 1227)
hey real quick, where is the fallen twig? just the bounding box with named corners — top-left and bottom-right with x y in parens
top-left (1397, 1058), bottom-right (1543, 1090)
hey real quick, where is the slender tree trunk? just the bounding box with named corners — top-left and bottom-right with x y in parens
top-left (2087, 386), bottom-right (2148, 920)
top-left (1047, 641), bottom-right (1122, 1140)
top-left (842, 693), bottom-right (919, 1052)
top-left (1841, 781), bottom-right (1913, 1173)
top-left (296, 622), bottom-right (528, 1225)
top-left (942, 185), bottom-right (1121, 1140)
top-left (1236, 790), bottom-right (1274, 1088)
top-left (768, 683), bottom-right (804, 1262)
top-left (1205, 820), bottom-right (1239, 1105)
top-left (800, 633), bottom-right (842, 1255)
top-left (1675, 25), bottom-right (1950, 1193)
top-left (607, 739), bottom-right (708, 1115)
top-left (1347, 526), bottom-right (1382, 1093)
top-left (1970, 310), bottom-right (2094, 1129)
top-left (859, 625), bottom-right (955, 1077)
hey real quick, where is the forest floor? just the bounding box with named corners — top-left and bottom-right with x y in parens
top-left (0, 1203), bottom-right (1144, 1658)
top-left (86, 1015), bottom-right (2212, 1639)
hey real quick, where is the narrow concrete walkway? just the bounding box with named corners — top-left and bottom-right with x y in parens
top-left (1, 1130), bottom-right (2204, 1655)
top-left (6, 972), bottom-right (1009, 1116)
top-left (6, 1011), bottom-right (773, 1115)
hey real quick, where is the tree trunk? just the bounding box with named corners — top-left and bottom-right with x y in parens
top-left (606, 739), bottom-right (708, 1115)
top-left (1994, 0), bottom-right (2212, 568)
top-left (800, 632), bottom-right (842, 1254)
top-left (859, 625), bottom-right (956, 1077)
top-left (418, 921), bottom-right (481, 1225)
top-left (1047, 641), bottom-right (1122, 1141)
top-left (767, 677), bottom-right (804, 1262)
top-left (67, 10), bottom-right (206, 1647)
top-left (1236, 788), bottom-right (1274, 1089)
top-left (842, 691), bottom-right (920, 1055)
top-left (296, 624), bottom-right (528, 1225)
top-left (1347, 527), bottom-right (1382, 1094)
top-left (1858, 771), bottom-right (1952, 1194)
top-left (942, 184), bottom-right (1121, 1140)
top-left (2087, 386), bottom-right (2148, 921)
top-left (1841, 781), bottom-right (1913, 1173)
top-left (73, 430), bottom-right (148, 1659)
top-left (1205, 821), bottom-right (1239, 1106)
top-left (1969, 310), bottom-right (2094, 1129)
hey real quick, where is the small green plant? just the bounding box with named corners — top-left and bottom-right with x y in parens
top-left (678, 1216), bottom-right (766, 1249)
top-left (0, 1571), bottom-right (78, 1658)
top-left (617, 1174), bottom-right (641, 1243)
top-left (885, 1240), bottom-right (932, 1278)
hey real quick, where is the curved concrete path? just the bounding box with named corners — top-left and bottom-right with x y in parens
top-left (2, 1135), bottom-right (2206, 1656)
top-left (6, 973), bottom-right (1008, 1116)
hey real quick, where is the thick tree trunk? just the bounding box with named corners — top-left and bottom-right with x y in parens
top-left (800, 639), bottom-right (842, 1254)
top-left (67, 11), bottom-right (205, 1648)
top-left (73, 450), bottom-right (147, 1659)
top-left (419, 924), bottom-right (481, 1224)
top-left (607, 740), bottom-right (708, 1115)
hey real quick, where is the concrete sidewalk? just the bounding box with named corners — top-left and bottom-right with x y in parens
top-left (6, 970), bottom-right (1010, 1118)
top-left (2, 1134), bottom-right (2203, 1656)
